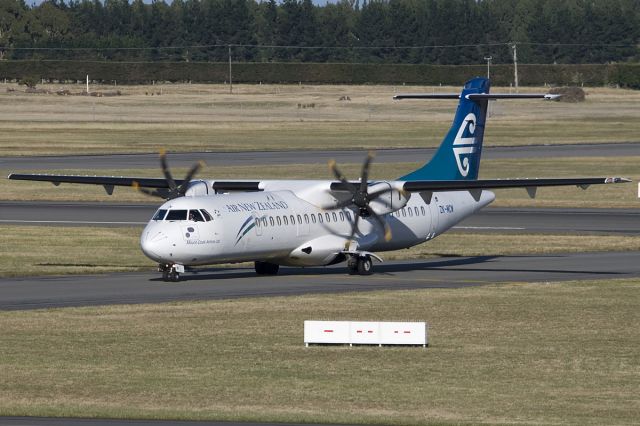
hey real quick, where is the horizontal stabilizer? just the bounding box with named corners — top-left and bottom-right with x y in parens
top-left (394, 93), bottom-right (559, 100)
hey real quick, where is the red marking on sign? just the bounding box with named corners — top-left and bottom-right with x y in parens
top-left (394, 331), bottom-right (399, 334)
top-left (356, 330), bottom-right (362, 333)
top-left (324, 330), bottom-right (333, 333)
top-left (368, 330), bottom-right (373, 333)
top-left (404, 331), bottom-right (411, 334)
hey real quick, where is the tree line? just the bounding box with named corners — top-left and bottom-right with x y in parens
top-left (1, 0), bottom-right (638, 65)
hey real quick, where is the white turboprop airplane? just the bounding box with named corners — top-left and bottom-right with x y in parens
top-left (9, 77), bottom-right (630, 281)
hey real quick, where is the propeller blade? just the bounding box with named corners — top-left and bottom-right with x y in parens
top-left (360, 151), bottom-right (375, 194)
top-left (132, 181), bottom-right (164, 198)
top-left (159, 149), bottom-right (177, 191)
top-left (366, 205), bottom-right (392, 242)
top-left (328, 159), bottom-right (356, 192)
top-left (177, 160), bottom-right (205, 195)
top-left (367, 186), bottom-right (396, 208)
top-left (348, 211), bottom-right (361, 241)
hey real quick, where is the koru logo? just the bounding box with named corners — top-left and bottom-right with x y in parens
top-left (452, 113), bottom-right (477, 177)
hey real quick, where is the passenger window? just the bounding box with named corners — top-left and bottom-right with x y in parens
top-left (297, 215), bottom-right (302, 224)
top-left (262, 217), bottom-right (268, 227)
top-left (152, 209), bottom-right (167, 221)
top-left (346, 211), bottom-right (352, 221)
top-left (200, 209), bottom-right (213, 221)
top-left (325, 213), bottom-right (331, 223)
top-left (284, 216), bottom-right (289, 225)
top-left (269, 217), bottom-right (275, 226)
top-left (311, 214), bottom-right (316, 224)
top-left (188, 210), bottom-right (205, 222)
top-left (415, 207), bottom-right (419, 216)
top-left (408, 208), bottom-right (413, 217)
top-left (402, 209), bottom-right (406, 217)
top-left (290, 215), bottom-right (296, 225)
top-left (304, 214), bottom-right (309, 224)
top-left (332, 212), bottom-right (338, 222)
top-left (165, 209), bottom-right (187, 221)
top-left (255, 218), bottom-right (261, 227)
top-left (420, 206), bottom-right (425, 216)
top-left (318, 213), bottom-right (323, 223)
top-left (277, 216), bottom-right (282, 226)
top-left (339, 212), bottom-right (344, 221)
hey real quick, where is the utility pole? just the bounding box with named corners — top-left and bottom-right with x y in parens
top-left (484, 56), bottom-right (492, 80)
top-left (228, 45), bottom-right (233, 95)
top-left (511, 43), bottom-right (519, 92)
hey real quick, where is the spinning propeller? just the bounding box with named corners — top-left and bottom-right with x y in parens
top-left (327, 151), bottom-right (395, 242)
top-left (133, 149), bottom-right (205, 199)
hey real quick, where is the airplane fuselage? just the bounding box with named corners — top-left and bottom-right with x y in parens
top-left (140, 181), bottom-right (495, 268)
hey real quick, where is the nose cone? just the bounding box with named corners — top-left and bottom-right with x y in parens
top-left (140, 224), bottom-right (172, 262)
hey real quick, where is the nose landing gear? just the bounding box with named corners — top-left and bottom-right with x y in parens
top-left (159, 263), bottom-right (184, 282)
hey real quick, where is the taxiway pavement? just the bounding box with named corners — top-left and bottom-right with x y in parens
top-left (1, 251), bottom-right (638, 311)
top-left (2, 142), bottom-right (639, 171)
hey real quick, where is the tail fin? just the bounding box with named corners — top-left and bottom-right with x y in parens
top-left (399, 77), bottom-right (491, 181)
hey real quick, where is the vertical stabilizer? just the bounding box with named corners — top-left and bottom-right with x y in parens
top-left (399, 77), bottom-right (490, 181)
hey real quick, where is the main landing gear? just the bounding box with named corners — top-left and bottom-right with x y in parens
top-left (159, 263), bottom-right (183, 282)
top-left (347, 255), bottom-right (373, 275)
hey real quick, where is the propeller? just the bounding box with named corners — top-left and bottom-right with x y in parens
top-left (133, 149), bottom-right (205, 200)
top-left (327, 151), bottom-right (395, 242)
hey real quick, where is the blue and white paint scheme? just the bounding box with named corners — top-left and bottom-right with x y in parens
top-left (9, 77), bottom-right (630, 281)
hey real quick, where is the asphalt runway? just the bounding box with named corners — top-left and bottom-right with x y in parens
top-left (1, 202), bottom-right (638, 235)
top-left (2, 142), bottom-right (639, 171)
top-left (1, 251), bottom-right (639, 311)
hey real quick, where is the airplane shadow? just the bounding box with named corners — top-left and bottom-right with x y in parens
top-left (149, 254), bottom-right (622, 282)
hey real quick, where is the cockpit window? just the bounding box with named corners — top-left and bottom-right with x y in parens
top-left (188, 210), bottom-right (205, 222)
top-left (165, 209), bottom-right (187, 221)
top-left (200, 209), bottom-right (213, 221)
top-left (152, 209), bottom-right (167, 221)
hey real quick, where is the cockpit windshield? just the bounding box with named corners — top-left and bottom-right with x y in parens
top-left (189, 210), bottom-right (205, 222)
top-left (165, 209), bottom-right (188, 221)
top-left (152, 209), bottom-right (167, 221)
top-left (154, 209), bottom-right (213, 222)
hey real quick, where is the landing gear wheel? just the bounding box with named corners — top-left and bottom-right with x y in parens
top-left (357, 256), bottom-right (373, 275)
top-left (168, 269), bottom-right (180, 282)
top-left (160, 264), bottom-right (181, 282)
top-left (347, 257), bottom-right (359, 275)
top-left (255, 261), bottom-right (280, 275)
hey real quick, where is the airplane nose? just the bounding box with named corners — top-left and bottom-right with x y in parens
top-left (140, 228), bottom-right (171, 262)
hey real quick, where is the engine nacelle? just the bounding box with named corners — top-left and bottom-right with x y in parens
top-left (367, 182), bottom-right (410, 215)
top-left (184, 180), bottom-right (209, 197)
top-left (286, 234), bottom-right (348, 266)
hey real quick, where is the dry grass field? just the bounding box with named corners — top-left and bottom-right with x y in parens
top-left (1, 82), bottom-right (639, 156)
top-left (1, 280), bottom-right (638, 425)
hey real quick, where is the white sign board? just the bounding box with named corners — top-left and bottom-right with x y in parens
top-left (304, 320), bottom-right (427, 347)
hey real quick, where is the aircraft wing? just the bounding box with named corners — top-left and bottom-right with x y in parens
top-left (400, 177), bottom-right (631, 192)
top-left (7, 173), bottom-right (262, 193)
top-left (328, 177), bottom-right (630, 193)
